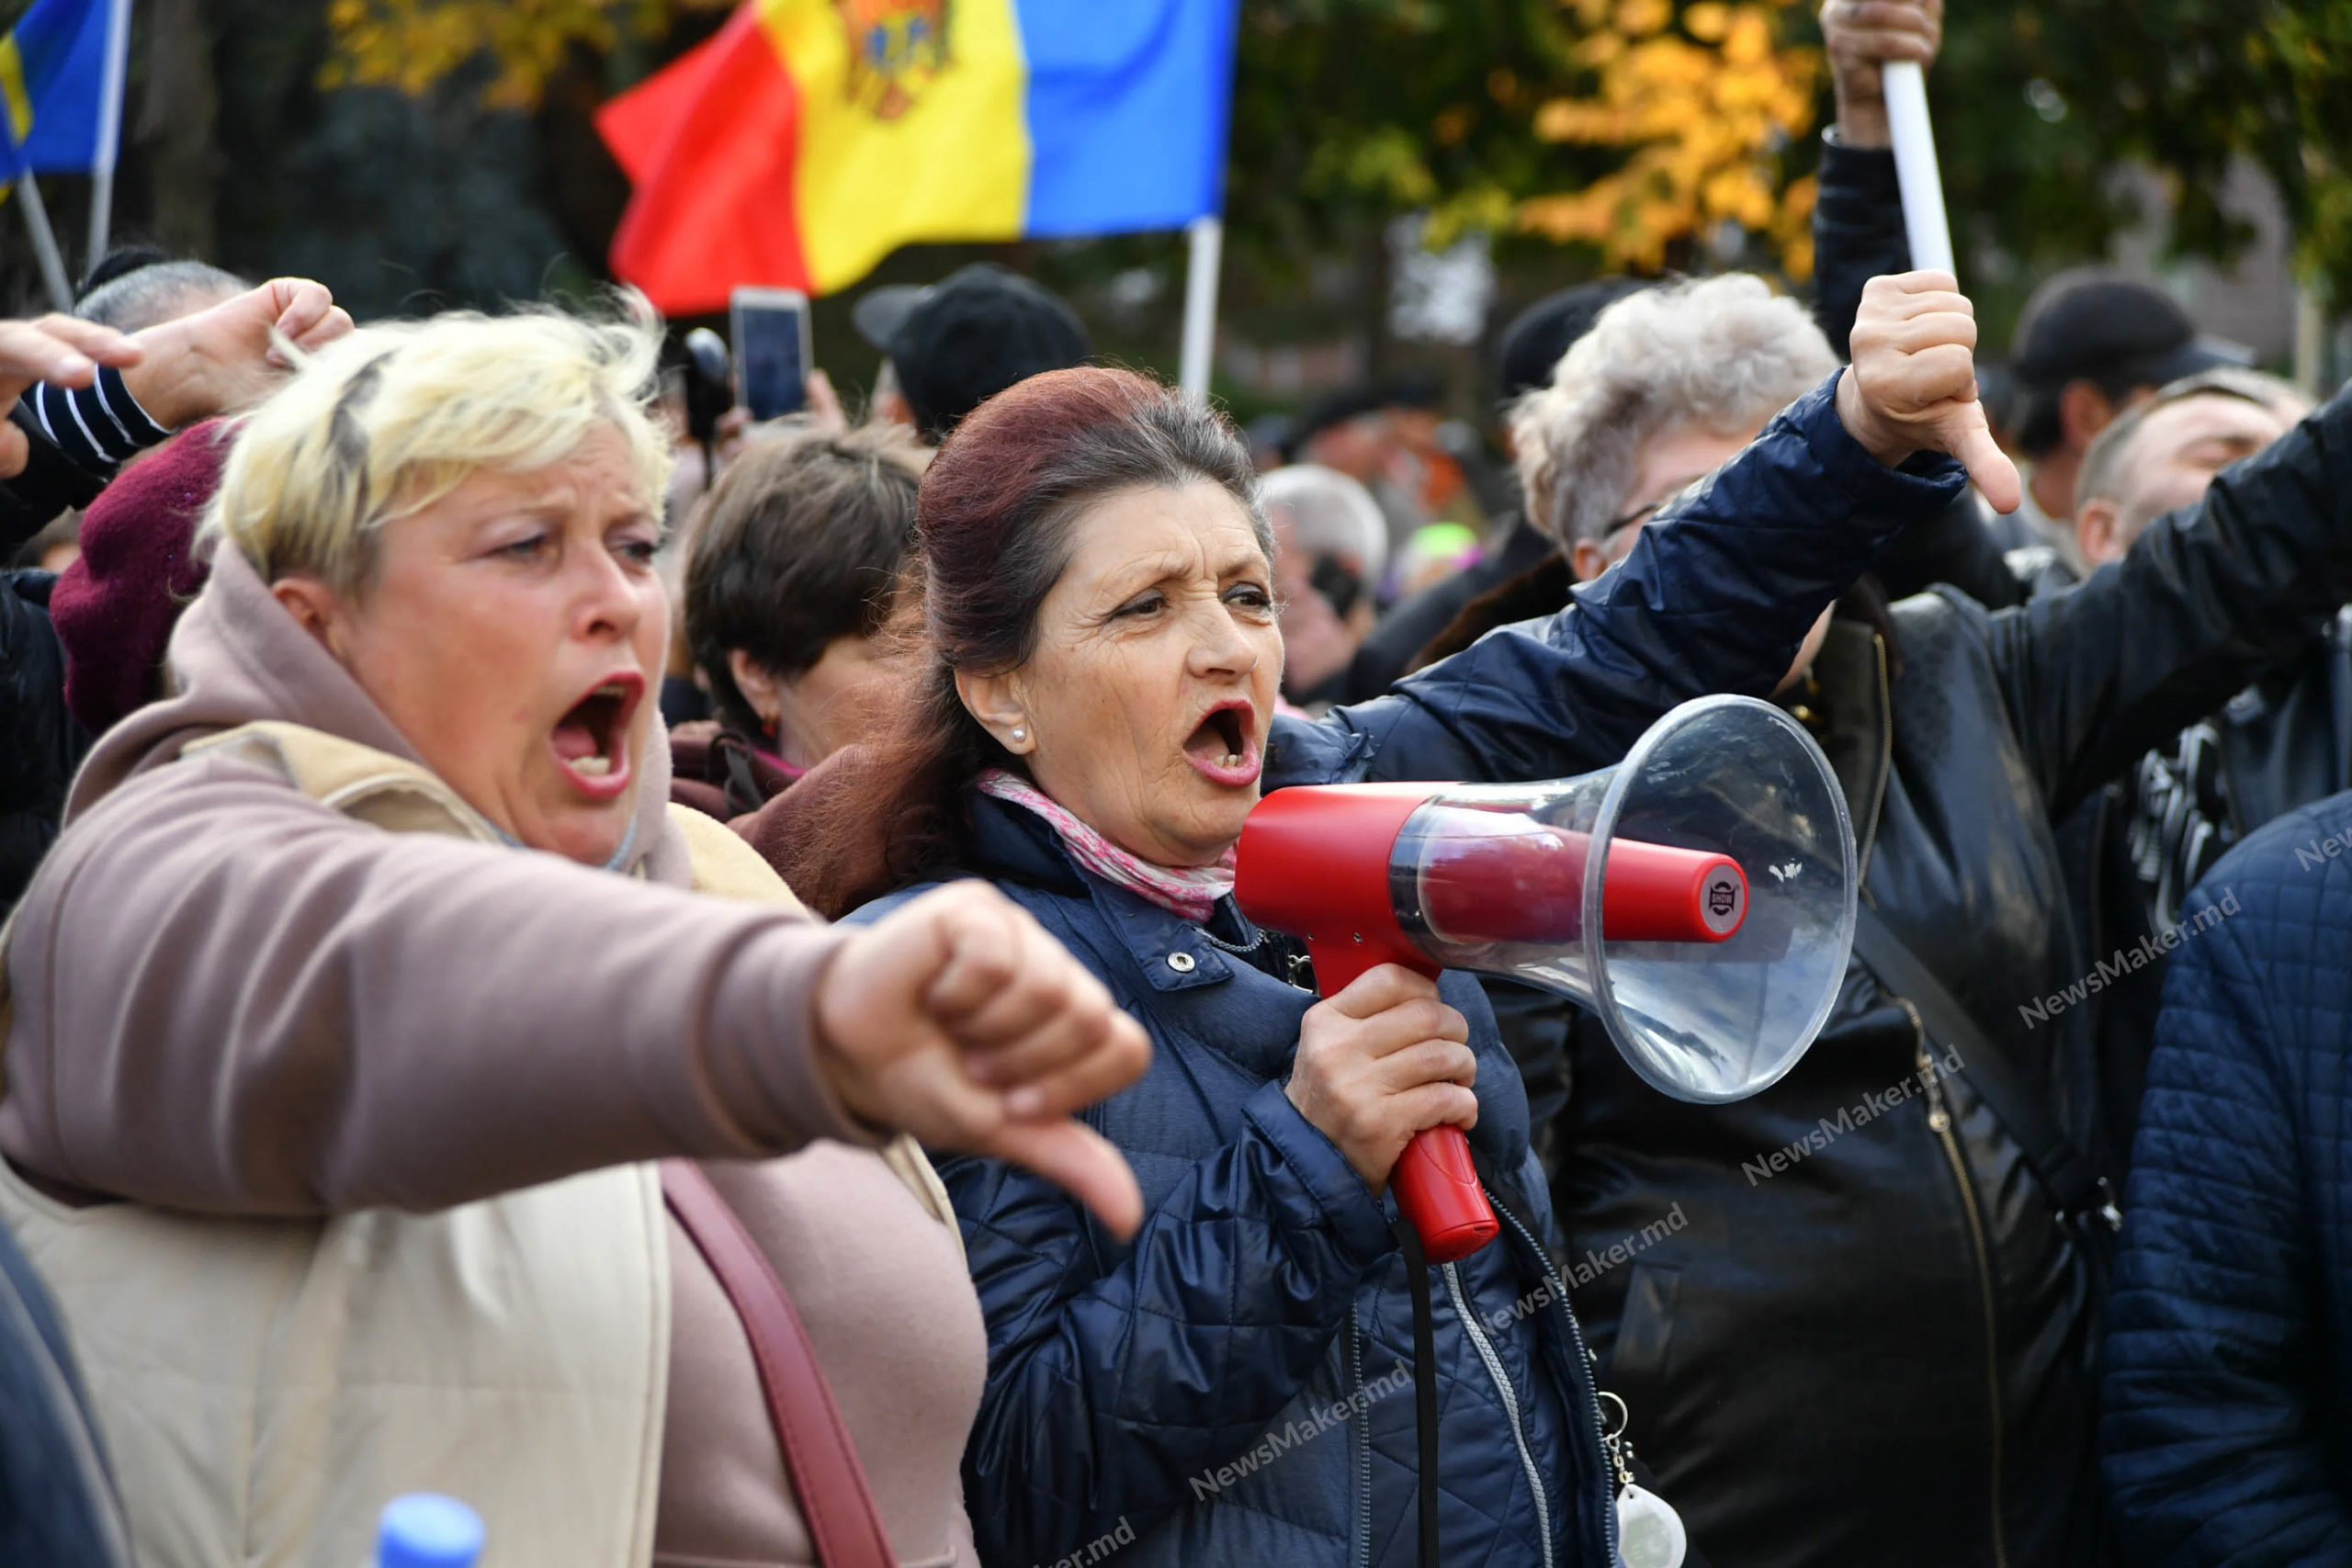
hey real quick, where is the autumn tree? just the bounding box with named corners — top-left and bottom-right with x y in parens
top-left (321, 0), bottom-right (724, 107)
top-left (298, 0), bottom-right (2352, 321)
top-left (1516, 0), bottom-right (1820, 278)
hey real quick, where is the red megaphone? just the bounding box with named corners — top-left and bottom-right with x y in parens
top-left (1235, 784), bottom-right (1747, 1263)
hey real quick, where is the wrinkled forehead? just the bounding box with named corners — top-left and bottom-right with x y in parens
top-left (1055, 480), bottom-right (1270, 592)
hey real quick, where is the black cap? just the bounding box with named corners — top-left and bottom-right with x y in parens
top-left (75, 243), bottom-right (172, 300)
top-left (1494, 278), bottom-right (1653, 405)
top-left (852, 263), bottom-right (1091, 440)
top-left (2010, 268), bottom-right (2249, 393)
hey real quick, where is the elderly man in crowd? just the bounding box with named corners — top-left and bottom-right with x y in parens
top-left (1260, 462), bottom-right (1388, 707)
top-left (1996, 270), bottom-right (2251, 567)
top-left (2049, 368), bottom-right (2347, 1164)
top-left (73, 249), bottom-right (249, 334)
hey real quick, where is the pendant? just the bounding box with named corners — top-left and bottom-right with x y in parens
top-left (1615, 1481), bottom-right (1688, 1568)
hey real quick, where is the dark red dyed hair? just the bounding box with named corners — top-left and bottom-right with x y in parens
top-left (778, 366), bottom-right (1268, 915)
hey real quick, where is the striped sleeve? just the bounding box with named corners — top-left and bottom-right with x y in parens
top-left (19, 367), bottom-right (172, 478)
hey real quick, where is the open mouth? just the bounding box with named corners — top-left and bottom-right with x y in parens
top-left (1182, 699), bottom-right (1261, 786)
top-left (550, 672), bottom-right (642, 797)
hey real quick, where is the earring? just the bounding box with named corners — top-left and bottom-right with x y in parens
top-left (1012, 727), bottom-right (1026, 742)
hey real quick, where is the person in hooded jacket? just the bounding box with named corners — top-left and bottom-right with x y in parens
top-left (774, 273), bottom-right (2014, 1568)
top-left (0, 304), bottom-right (1153, 1568)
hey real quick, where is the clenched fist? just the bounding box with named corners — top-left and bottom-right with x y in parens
top-left (1838, 271), bottom-right (2022, 513)
top-left (815, 880), bottom-right (1151, 1235)
top-left (122, 277), bottom-right (355, 430)
top-left (1820, 0), bottom-right (1943, 148)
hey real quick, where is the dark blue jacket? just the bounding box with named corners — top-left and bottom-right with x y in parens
top-left (853, 378), bottom-right (1964, 1568)
top-left (2103, 790), bottom-right (2352, 1564)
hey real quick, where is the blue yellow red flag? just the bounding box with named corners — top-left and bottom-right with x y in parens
top-left (600, 0), bottom-right (1241, 312)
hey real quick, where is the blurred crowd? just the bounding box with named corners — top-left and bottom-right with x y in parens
top-left (3, 4), bottom-right (2349, 1567)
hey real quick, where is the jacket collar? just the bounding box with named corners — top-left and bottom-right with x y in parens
top-left (958, 792), bottom-right (1250, 996)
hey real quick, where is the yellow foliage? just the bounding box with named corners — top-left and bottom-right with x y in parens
top-left (322, 0), bottom-right (728, 108)
top-left (1616, 0), bottom-right (1674, 39)
top-left (1521, 0), bottom-right (1821, 278)
top-left (1683, 2), bottom-right (1731, 42)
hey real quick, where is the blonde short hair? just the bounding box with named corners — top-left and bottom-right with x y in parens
top-left (1510, 274), bottom-right (1835, 547)
top-left (205, 303), bottom-right (674, 594)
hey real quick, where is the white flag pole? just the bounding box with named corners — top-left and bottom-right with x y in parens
top-left (17, 171), bottom-right (74, 310)
top-left (1882, 61), bottom-right (1955, 278)
top-left (1179, 214), bottom-right (1223, 404)
top-left (86, 0), bottom-right (133, 264)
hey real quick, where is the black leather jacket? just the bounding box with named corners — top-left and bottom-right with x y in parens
top-left (1433, 385), bottom-right (2352, 1564)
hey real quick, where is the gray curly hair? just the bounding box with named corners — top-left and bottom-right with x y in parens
top-left (1510, 274), bottom-right (1837, 547)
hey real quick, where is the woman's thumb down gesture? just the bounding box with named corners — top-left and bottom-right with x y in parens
top-left (813, 881), bottom-right (1150, 1237)
top-left (1837, 271), bottom-right (2023, 514)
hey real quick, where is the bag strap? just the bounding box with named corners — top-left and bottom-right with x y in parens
top-left (660, 1160), bottom-right (898, 1568)
top-left (1848, 904), bottom-right (2117, 1226)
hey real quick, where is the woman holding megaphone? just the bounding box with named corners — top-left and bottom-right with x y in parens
top-left (776, 273), bottom-right (2011, 1568)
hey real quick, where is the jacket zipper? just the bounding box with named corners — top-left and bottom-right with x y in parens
top-left (1490, 1193), bottom-right (1621, 1567)
top-left (1350, 1304), bottom-right (1371, 1568)
top-left (1907, 1001), bottom-right (2009, 1568)
top-left (1442, 1261), bottom-right (1556, 1568)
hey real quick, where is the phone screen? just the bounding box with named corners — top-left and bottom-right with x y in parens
top-left (732, 296), bottom-right (809, 421)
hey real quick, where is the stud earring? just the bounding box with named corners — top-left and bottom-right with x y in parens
top-left (1012, 727), bottom-right (1026, 742)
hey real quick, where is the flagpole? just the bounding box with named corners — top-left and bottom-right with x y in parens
top-left (86, 0), bottom-right (133, 263)
top-left (1179, 214), bottom-right (1223, 404)
top-left (17, 172), bottom-right (74, 310)
top-left (1882, 62), bottom-right (1955, 277)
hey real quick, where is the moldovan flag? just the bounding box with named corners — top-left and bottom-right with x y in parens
top-left (600, 0), bottom-right (1241, 313)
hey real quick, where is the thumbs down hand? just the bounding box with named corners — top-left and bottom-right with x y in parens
top-left (1837, 270), bottom-right (2023, 514)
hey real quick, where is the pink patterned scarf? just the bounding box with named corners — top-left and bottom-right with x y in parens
top-left (977, 768), bottom-right (1237, 924)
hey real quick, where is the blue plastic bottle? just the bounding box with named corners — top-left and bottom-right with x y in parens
top-left (375, 1494), bottom-right (485, 1568)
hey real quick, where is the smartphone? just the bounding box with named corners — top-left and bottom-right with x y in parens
top-left (729, 286), bottom-right (812, 421)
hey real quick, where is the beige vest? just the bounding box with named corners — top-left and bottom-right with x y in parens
top-left (0, 723), bottom-right (952, 1568)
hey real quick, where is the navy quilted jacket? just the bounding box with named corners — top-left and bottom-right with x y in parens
top-left (851, 378), bottom-right (1965, 1568)
top-left (2103, 791), bottom-right (2352, 1564)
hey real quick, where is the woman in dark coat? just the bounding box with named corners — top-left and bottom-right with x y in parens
top-left (786, 276), bottom-right (2007, 1568)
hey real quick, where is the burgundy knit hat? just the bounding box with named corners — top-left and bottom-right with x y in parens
top-left (51, 419), bottom-right (234, 736)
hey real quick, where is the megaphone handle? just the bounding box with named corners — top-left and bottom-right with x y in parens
top-left (1303, 939), bottom-right (1501, 1264)
top-left (1391, 1127), bottom-right (1501, 1264)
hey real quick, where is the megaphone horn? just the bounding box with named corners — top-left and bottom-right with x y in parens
top-left (1235, 695), bottom-right (1858, 1264)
